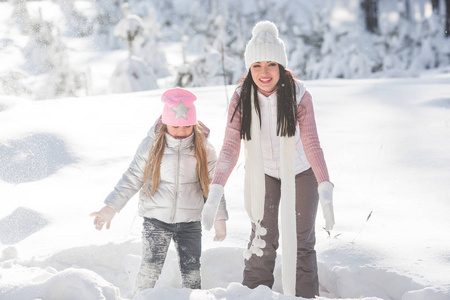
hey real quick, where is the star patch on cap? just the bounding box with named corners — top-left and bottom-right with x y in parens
top-left (171, 100), bottom-right (190, 120)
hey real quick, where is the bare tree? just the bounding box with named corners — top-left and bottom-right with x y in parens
top-left (398, 0), bottom-right (411, 21)
top-left (361, 0), bottom-right (379, 34)
top-left (446, 0), bottom-right (450, 37)
top-left (432, 0), bottom-right (440, 14)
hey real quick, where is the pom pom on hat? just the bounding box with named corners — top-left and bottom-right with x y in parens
top-left (252, 20), bottom-right (279, 37)
top-left (161, 88), bottom-right (197, 126)
top-left (244, 21), bottom-right (287, 70)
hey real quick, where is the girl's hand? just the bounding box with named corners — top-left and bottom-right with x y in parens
top-left (213, 219), bottom-right (227, 242)
top-left (89, 205), bottom-right (116, 230)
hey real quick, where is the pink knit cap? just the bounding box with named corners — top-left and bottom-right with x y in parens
top-left (161, 88), bottom-right (197, 126)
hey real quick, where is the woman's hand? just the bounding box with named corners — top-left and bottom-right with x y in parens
top-left (202, 184), bottom-right (224, 230)
top-left (318, 181), bottom-right (335, 231)
top-left (90, 205), bottom-right (116, 230)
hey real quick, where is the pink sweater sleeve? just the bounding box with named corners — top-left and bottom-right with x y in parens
top-left (297, 91), bottom-right (330, 184)
top-left (212, 92), bottom-right (242, 186)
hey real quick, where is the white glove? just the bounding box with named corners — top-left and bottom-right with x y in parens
top-left (90, 205), bottom-right (116, 230)
top-left (202, 184), bottom-right (224, 231)
top-left (213, 219), bottom-right (227, 242)
top-left (318, 181), bottom-right (335, 231)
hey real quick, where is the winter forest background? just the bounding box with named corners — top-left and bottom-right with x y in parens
top-left (1, 1), bottom-right (450, 300)
top-left (1, 0), bottom-right (450, 100)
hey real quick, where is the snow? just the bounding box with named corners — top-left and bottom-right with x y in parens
top-left (109, 56), bottom-right (159, 93)
top-left (1, 0), bottom-right (450, 299)
top-left (3, 0), bottom-right (450, 99)
top-left (1, 74), bottom-right (450, 300)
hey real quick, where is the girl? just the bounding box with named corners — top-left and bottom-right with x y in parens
top-left (90, 88), bottom-right (228, 295)
top-left (202, 21), bottom-right (334, 298)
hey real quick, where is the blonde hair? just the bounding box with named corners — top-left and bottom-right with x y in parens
top-left (143, 124), bottom-right (210, 197)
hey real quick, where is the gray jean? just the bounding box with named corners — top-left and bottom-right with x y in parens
top-left (133, 218), bottom-right (202, 295)
top-left (242, 168), bottom-right (319, 298)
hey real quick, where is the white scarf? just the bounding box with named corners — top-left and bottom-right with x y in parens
top-left (243, 87), bottom-right (297, 297)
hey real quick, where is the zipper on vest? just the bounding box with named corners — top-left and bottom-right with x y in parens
top-left (171, 142), bottom-right (182, 222)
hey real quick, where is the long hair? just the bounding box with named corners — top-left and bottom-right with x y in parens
top-left (231, 64), bottom-right (297, 140)
top-left (143, 124), bottom-right (210, 197)
top-left (193, 125), bottom-right (210, 196)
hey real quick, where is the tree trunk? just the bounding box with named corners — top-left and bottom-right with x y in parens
top-left (446, 0), bottom-right (450, 37)
top-left (432, 0), bottom-right (440, 14)
top-left (405, 0), bottom-right (411, 20)
top-left (361, 0), bottom-right (379, 34)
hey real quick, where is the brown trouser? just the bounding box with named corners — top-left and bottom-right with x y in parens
top-left (242, 168), bottom-right (319, 298)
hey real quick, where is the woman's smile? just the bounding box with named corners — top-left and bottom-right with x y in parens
top-left (259, 77), bottom-right (273, 84)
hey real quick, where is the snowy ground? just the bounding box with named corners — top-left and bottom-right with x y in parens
top-left (1, 74), bottom-right (450, 300)
top-left (1, 1), bottom-right (450, 299)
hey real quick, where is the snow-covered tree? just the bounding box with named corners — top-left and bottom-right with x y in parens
top-left (58, 0), bottom-right (93, 37)
top-left (9, 0), bottom-right (30, 33)
top-left (92, 0), bottom-right (122, 50)
top-left (23, 10), bottom-right (66, 75)
top-left (109, 3), bottom-right (159, 93)
top-left (113, 3), bottom-right (144, 56)
top-left (175, 47), bottom-right (236, 88)
top-left (0, 70), bottom-right (30, 97)
top-left (21, 8), bottom-right (91, 99)
top-left (132, 6), bottom-right (170, 78)
top-left (3, 0), bottom-right (450, 99)
top-left (109, 56), bottom-right (158, 93)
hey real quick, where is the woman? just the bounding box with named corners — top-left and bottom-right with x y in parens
top-left (202, 21), bottom-right (334, 298)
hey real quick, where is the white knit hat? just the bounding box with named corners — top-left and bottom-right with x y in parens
top-left (244, 21), bottom-right (288, 70)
